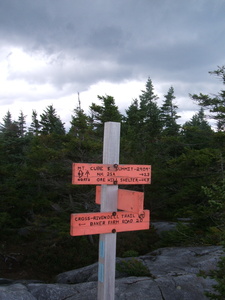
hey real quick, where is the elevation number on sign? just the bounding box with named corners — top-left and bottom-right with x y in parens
top-left (72, 163), bottom-right (151, 185)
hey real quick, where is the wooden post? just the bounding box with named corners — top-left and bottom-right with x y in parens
top-left (97, 122), bottom-right (121, 300)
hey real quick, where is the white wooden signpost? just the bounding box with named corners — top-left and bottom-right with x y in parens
top-left (70, 122), bottom-right (151, 300)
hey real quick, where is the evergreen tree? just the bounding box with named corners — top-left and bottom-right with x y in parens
top-left (125, 99), bottom-right (140, 128)
top-left (69, 97), bottom-right (92, 139)
top-left (161, 86), bottom-right (180, 136)
top-left (29, 110), bottom-right (41, 136)
top-left (139, 78), bottom-right (162, 140)
top-left (191, 65), bottom-right (225, 131)
top-left (181, 108), bottom-right (213, 149)
top-left (17, 111), bottom-right (27, 137)
top-left (124, 99), bottom-right (141, 141)
top-left (40, 105), bottom-right (65, 135)
top-left (0, 111), bottom-right (19, 137)
top-left (122, 99), bottom-right (142, 163)
top-left (122, 78), bottom-right (163, 164)
top-left (0, 111), bottom-right (12, 132)
top-left (89, 95), bottom-right (122, 135)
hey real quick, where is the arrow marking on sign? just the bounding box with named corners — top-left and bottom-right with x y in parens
top-left (70, 210), bottom-right (150, 236)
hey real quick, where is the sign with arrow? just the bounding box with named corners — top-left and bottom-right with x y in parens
top-left (70, 122), bottom-right (152, 300)
top-left (70, 210), bottom-right (150, 236)
top-left (72, 163), bottom-right (151, 185)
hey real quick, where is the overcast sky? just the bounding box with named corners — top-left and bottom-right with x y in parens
top-left (0, 0), bottom-right (225, 130)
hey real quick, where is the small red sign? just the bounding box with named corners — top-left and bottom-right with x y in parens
top-left (72, 163), bottom-right (151, 185)
top-left (96, 186), bottom-right (144, 213)
top-left (70, 210), bottom-right (150, 236)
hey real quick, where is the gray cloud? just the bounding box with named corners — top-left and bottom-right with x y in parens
top-left (0, 0), bottom-right (224, 119)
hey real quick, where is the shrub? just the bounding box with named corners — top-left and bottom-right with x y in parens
top-left (116, 258), bottom-right (151, 277)
top-left (122, 250), bottom-right (139, 258)
top-left (205, 250), bottom-right (225, 300)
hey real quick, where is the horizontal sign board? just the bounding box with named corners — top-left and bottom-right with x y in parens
top-left (72, 163), bottom-right (151, 185)
top-left (70, 210), bottom-right (150, 236)
top-left (96, 186), bottom-right (144, 213)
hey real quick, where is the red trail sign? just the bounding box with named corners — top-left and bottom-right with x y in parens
top-left (70, 210), bottom-right (150, 236)
top-left (72, 163), bottom-right (151, 185)
top-left (96, 186), bottom-right (144, 213)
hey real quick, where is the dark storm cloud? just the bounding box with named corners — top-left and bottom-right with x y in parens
top-left (0, 0), bottom-right (225, 92)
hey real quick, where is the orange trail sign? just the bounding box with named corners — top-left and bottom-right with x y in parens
top-left (96, 186), bottom-right (144, 213)
top-left (70, 210), bottom-right (150, 236)
top-left (72, 163), bottom-right (151, 185)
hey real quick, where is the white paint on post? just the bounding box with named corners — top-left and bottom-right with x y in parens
top-left (98, 122), bottom-right (121, 300)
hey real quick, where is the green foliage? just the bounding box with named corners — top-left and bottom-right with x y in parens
top-left (117, 229), bottom-right (159, 257)
top-left (181, 108), bottom-right (213, 149)
top-left (1, 70), bottom-right (225, 281)
top-left (89, 95), bottom-right (122, 136)
top-left (202, 183), bottom-right (225, 218)
top-left (139, 77), bottom-right (162, 141)
top-left (191, 66), bottom-right (225, 131)
top-left (40, 105), bottom-right (65, 135)
top-left (161, 86), bottom-right (180, 136)
top-left (158, 147), bottom-right (222, 216)
top-left (157, 223), bottom-right (197, 247)
top-left (0, 212), bottom-right (12, 229)
top-left (204, 253), bottom-right (225, 299)
top-left (24, 234), bottom-right (99, 280)
top-left (122, 250), bottom-right (139, 258)
top-left (116, 258), bottom-right (151, 277)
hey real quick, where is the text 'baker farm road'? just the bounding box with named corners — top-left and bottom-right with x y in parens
top-left (72, 163), bottom-right (151, 185)
top-left (70, 210), bottom-right (150, 236)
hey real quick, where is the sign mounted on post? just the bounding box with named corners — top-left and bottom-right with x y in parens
top-left (96, 186), bottom-right (144, 213)
top-left (70, 210), bottom-right (150, 236)
top-left (70, 122), bottom-right (152, 300)
top-left (72, 163), bottom-right (151, 185)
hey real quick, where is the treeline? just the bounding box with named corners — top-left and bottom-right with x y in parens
top-left (1, 67), bottom-right (225, 280)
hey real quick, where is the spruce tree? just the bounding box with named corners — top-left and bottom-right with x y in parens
top-left (89, 95), bottom-right (122, 136)
top-left (69, 98), bottom-right (92, 139)
top-left (40, 105), bottom-right (65, 135)
top-left (181, 108), bottom-right (213, 149)
top-left (139, 77), bottom-right (162, 141)
top-left (29, 110), bottom-right (41, 136)
top-left (191, 65), bottom-right (225, 131)
top-left (161, 86), bottom-right (180, 136)
top-left (17, 111), bottom-right (27, 138)
top-left (0, 111), bottom-right (19, 138)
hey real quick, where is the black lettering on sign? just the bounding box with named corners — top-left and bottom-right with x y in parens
top-left (122, 213), bottom-right (135, 218)
top-left (122, 219), bottom-right (133, 224)
top-left (90, 166), bottom-right (103, 171)
top-left (107, 172), bottom-right (115, 176)
top-left (75, 216), bottom-right (90, 221)
top-left (108, 220), bottom-right (119, 225)
top-left (97, 177), bottom-right (106, 182)
top-left (90, 221), bottom-right (105, 226)
top-left (77, 178), bottom-right (90, 182)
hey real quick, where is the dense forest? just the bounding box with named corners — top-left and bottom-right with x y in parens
top-left (1, 66), bottom-right (225, 286)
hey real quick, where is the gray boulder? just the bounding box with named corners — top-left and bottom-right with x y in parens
top-left (115, 275), bottom-right (215, 300)
top-left (140, 246), bottom-right (223, 277)
top-left (0, 283), bottom-right (36, 300)
top-left (55, 258), bottom-right (125, 284)
top-left (55, 262), bottom-right (99, 284)
top-left (50, 245), bottom-right (223, 299)
top-left (0, 246), bottom-right (223, 300)
top-left (151, 221), bottom-right (177, 234)
top-left (27, 282), bottom-right (97, 300)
